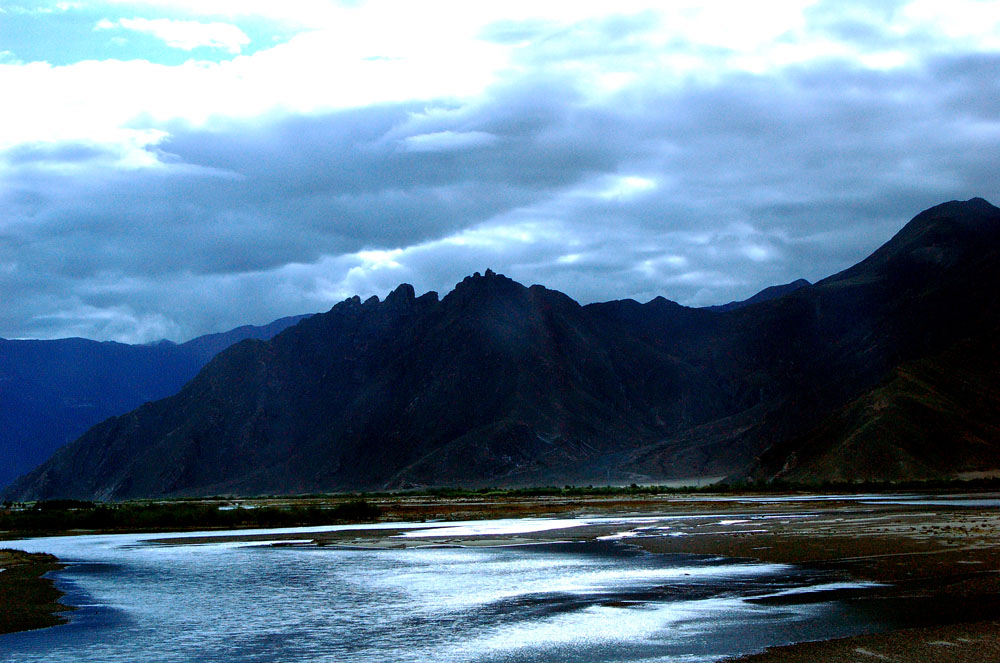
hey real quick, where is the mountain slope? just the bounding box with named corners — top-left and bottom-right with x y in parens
top-left (7, 198), bottom-right (1000, 499)
top-left (7, 275), bottom-right (735, 498)
top-left (747, 330), bottom-right (1000, 482)
top-left (705, 279), bottom-right (811, 312)
top-left (0, 314), bottom-right (309, 489)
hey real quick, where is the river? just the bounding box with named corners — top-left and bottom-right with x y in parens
top-left (2, 516), bottom-right (888, 662)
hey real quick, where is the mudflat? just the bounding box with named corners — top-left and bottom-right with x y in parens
top-left (0, 548), bottom-right (70, 634)
top-left (639, 496), bottom-right (1000, 662)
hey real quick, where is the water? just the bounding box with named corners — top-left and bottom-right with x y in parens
top-left (2, 518), bottom-right (886, 662)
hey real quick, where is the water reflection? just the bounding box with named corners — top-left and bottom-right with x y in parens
top-left (3, 522), bottom-right (885, 663)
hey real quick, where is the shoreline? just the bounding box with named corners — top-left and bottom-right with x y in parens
top-left (622, 500), bottom-right (1000, 661)
top-left (3, 492), bottom-right (1000, 660)
top-left (0, 549), bottom-right (72, 635)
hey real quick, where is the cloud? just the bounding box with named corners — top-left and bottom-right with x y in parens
top-left (95, 17), bottom-right (250, 53)
top-left (401, 131), bottom-right (499, 153)
top-left (1, 0), bottom-right (999, 341)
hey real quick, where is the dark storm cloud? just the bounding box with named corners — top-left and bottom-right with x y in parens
top-left (140, 81), bottom-right (623, 262)
top-left (2, 43), bottom-right (999, 340)
top-left (3, 83), bottom-right (616, 278)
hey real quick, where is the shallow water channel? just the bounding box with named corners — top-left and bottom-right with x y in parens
top-left (3, 517), bottom-right (888, 662)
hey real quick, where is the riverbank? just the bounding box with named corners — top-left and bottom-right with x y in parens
top-left (4, 491), bottom-right (1000, 661)
top-left (620, 497), bottom-right (1000, 662)
top-left (730, 619), bottom-right (1000, 662)
top-left (312, 493), bottom-right (1000, 662)
top-left (0, 549), bottom-right (70, 634)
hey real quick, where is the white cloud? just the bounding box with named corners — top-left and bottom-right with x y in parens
top-left (101, 0), bottom-right (341, 26)
top-left (402, 131), bottom-right (498, 152)
top-left (95, 17), bottom-right (251, 54)
top-left (593, 175), bottom-right (658, 200)
top-left (902, 0), bottom-right (1000, 50)
top-left (3, 0), bottom-right (1000, 340)
top-left (3, 0), bottom-right (966, 159)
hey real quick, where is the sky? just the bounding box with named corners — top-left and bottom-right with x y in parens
top-left (1, 0), bottom-right (998, 342)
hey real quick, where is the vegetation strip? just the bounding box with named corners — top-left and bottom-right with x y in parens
top-left (0, 549), bottom-right (71, 635)
top-left (0, 499), bottom-right (381, 537)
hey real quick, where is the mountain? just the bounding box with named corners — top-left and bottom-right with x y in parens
top-left (746, 331), bottom-right (1000, 482)
top-left (0, 315), bottom-right (310, 489)
top-left (6, 199), bottom-right (1000, 499)
top-left (704, 278), bottom-right (811, 312)
top-left (738, 197), bottom-right (1000, 481)
top-left (175, 315), bottom-right (313, 364)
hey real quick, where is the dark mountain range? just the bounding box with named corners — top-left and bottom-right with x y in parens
top-left (704, 278), bottom-right (811, 312)
top-left (0, 315), bottom-right (310, 488)
top-left (171, 315), bottom-right (314, 364)
top-left (6, 198), bottom-right (1000, 500)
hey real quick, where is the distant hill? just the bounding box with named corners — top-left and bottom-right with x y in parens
top-left (0, 314), bottom-right (310, 489)
top-left (174, 315), bottom-right (313, 364)
top-left (7, 198), bottom-right (1000, 500)
top-left (704, 279), bottom-right (811, 312)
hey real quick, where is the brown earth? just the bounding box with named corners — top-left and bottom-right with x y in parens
top-left (0, 548), bottom-right (71, 634)
top-left (614, 497), bottom-right (1000, 662)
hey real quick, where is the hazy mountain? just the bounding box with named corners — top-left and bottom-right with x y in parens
top-left (175, 315), bottom-right (313, 364)
top-left (703, 279), bottom-right (812, 312)
top-left (7, 199), bottom-right (1000, 499)
top-left (0, 314), bottom-right (310, 489)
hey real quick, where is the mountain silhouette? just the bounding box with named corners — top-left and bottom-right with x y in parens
top-left (0, 314), bottom-right (310, 488)
top-left (6, 199), bottom-right (1000, 499)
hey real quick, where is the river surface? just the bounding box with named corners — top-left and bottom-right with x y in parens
top-left (2, 516), bottom-right (888, 662)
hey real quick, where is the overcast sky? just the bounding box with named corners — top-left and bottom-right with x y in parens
top-left (1, 0), bottom-right (998, 342)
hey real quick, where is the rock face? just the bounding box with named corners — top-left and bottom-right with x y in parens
top-left (0, 315), bottom-right (310, 488)
top-left (7, 199), bottom-right (1000, 499)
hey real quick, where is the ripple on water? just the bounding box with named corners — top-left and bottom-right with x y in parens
top-left (2, 521), bottom-right (890, 663)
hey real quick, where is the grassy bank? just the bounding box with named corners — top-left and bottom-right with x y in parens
top-left (5, 477), bottom-right (1000, 539)
top-left (0, 499), bottom-right (381, 538)
top-left (0, 549), bottom-right (70, 634)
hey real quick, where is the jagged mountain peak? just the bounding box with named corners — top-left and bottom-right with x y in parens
top-left (445, 269), bottom-right (530, 307)
top-left (454, 268), bottom-right (517, 289)
top-left (385, 282), bottom-right (416, 303)
top-left (9, 198), bottom-right (1000, 499)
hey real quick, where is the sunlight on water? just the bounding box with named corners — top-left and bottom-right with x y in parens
top-left (2, 519), bottom-right (884, 663)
